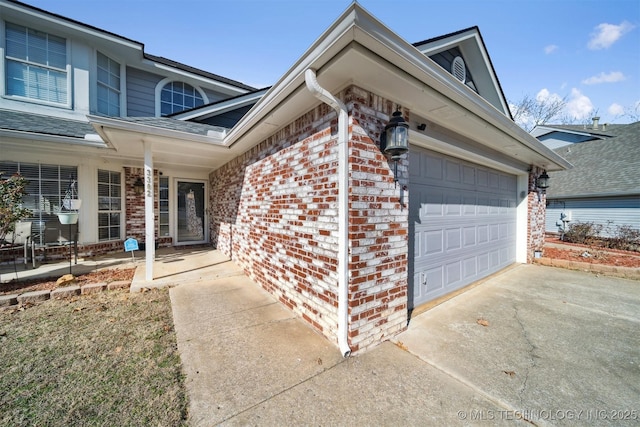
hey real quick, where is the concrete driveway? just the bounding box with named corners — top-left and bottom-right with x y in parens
top-left (170, 259), bottom-right (640, 426)
top-left (397, 264), bottom-right (640, 426)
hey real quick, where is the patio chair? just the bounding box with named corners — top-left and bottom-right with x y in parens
top-left (4, 221), bottom-right (35, 268)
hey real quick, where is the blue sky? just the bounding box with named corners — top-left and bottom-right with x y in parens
top-left (25, 0), bottom-right (640, 124)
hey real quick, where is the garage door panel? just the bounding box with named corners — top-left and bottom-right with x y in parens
top-left (410, 147), bottom-right (517, 308)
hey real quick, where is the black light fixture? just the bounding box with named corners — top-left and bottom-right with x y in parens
top-left (536, 170), bottom-right (550, 191)
top-left (133, 176), bottom-right (144, 195)
top-left (383, 109), bottom-right (410, 183)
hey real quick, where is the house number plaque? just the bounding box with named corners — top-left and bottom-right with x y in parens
top-left (145, 169), bottom-right (152, 197)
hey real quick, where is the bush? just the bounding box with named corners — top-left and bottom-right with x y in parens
top-left (0, 172), bottom-right (31, 242)
top-left (605, 225), bottom-right (640, 252)
top-left (564, 221), bottom-right (639, 252)
top-left (564, 221), bottom-right (603, 246)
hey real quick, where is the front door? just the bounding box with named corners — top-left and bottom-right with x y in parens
top-left (176, 180), bottom-right (206, 244)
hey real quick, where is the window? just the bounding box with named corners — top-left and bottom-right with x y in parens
top-left (98, 170), bottom-right (121, 241)
top-left (160, 81), bottom-right (204, 115)
top-left (0, 161), bottom-right (77, 246)
top-left (5, 22), bottom-right (68, 104)
top-left (159, 177), bottom-right (169, 236)
top-left (97, 52), bottom-right (120, 116)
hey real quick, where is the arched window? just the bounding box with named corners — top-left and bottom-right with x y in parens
top-left (159, 81), bottom-right (205, 116)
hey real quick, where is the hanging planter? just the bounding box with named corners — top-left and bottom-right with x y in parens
top-left (63, 199), bottom-right (82, 210)
top-left (57, 212), bottom-right (79, 224)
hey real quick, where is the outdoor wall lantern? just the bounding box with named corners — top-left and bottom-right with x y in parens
top-left (382, 109), bottom-right (410, 184)
top-left (536, 170), bottom-right (550, 191)
top-left (133, 176), bottom-right (145, 195)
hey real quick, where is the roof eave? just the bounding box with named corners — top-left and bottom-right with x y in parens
top-left (223, 3), bottom-right (570, 172)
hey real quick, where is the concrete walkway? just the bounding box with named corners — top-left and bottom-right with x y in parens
top-left (170, 259), bottom-right (640, 426)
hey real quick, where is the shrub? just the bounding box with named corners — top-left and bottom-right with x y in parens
top-left (563, 221), bottom-right (603, 246)
top-left (0, 172), bottom-right (31, 242)
top-left (605, 225), bottom-right (640, 252)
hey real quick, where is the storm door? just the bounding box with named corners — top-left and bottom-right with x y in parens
top-left (176, 181), bottom-right (206, 244)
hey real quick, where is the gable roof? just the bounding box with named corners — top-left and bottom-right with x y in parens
top-left (413, 26), bottom-right (511, 118)
top-left (545, 121), bottom-right (640, 198)
top-left (91, 3), bottom-right (570, 174)
top-left (169, 87), bottom-right (270, 122)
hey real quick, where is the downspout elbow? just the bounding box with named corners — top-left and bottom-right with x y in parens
top-left (305, 68), bottom-right (351, 358)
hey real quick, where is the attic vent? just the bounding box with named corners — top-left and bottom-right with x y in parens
top-left (451, 56), bottom-right (466, 83)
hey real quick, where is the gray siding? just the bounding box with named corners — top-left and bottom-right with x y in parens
top-left (546, 196), bottom-right (640, 237)
top-left (126, 67), bottom-right (163, 117)
top-left (202, 88), bottom-right (227, 105)
top-left (428, 47), bottom-right (477, 94)
top-left (197, 105), bottom-right (254, 128)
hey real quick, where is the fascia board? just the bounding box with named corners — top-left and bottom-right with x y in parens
top-left (223, 5), bottom-right (361, 150)
top-left (353, 28), bottom-right (572, 170)
top-left (535, 125), bottom-right (595, 138)
top-left (172, 90), bottom-right (268, 121)
top-left (0, 128), bottom-right (110, 149)
top-left (2, 1), bottom-right (142, 50)
top-left (548, 191), bottom-right (640, 199)
top-left (88, 115), bottom-right (226, 147)
top-left (223, 2), bottom-right (570, 171)
top-left (415, 30), bottom-right (478, 55)
top-left (139, 60), bottom-right (250, 95)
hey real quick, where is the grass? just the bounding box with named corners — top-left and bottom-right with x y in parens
top-left (0, 288), bottom-right (188, 426)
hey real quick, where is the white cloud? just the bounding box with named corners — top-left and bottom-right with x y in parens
top-left (536, 88), bottom-right (563, 104)
top-left (544, 44), bottom-right (558, 54)
top-left (582, 71), bottom-right (626, 85)
top-left (566, 88), bottom-right (594, 120)
top-left (608, 103), bottom-right (625, 116)
top-left (588, 21), bottom-right (635, 50)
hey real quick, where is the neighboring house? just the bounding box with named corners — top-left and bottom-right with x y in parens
top-left (532, 119), bottom-right (640, 237)
top-left (2, 0), bottom-right (570, 354)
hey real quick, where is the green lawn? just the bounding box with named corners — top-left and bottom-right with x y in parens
top-left (0, 288), bottom-right (188, 426)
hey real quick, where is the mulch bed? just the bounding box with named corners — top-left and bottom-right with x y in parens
top-left (543, 238), bottom-right (640, 269)
top-left (1, 267), bottom-right (136, 296)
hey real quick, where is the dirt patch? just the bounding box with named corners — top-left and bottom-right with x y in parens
top-left (543, 239), bottom-right (640, 269)
top-left (1, 267), bottom-right (136, 296)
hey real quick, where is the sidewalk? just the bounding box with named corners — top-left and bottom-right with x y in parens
top-left (169, 259), bottom-right (512, 426)
top-left (170, 259), bottom-right (639, 426)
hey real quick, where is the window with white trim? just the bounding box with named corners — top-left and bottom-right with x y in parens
top-left (0, 161), bottom-right (77, 246)
top-left (97, 52), bottom-right (120, 116)
top-left (98, 170), bottom-right (121, 241)
top-left (160, 81), bottom-right (204, 115)
top-left (4, 22), bottom-right (68, 104)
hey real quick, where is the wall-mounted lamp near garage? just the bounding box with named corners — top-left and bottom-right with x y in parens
top-left (536, 170), bottom-right (550, 191)
top-left (382, 110), bottom-right (410, 184)
top-left (133, 176), bottom-right (145, 195)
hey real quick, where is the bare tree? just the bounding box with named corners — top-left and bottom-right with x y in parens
top-left (625, 102), bottom-right (640, 122)
top-left (510, 94), bottom-right (568, 132)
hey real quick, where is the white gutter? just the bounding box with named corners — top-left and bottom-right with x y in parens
top-left (305, 68), bottom-right (351, 358)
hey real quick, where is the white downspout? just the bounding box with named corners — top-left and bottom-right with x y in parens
top-left (305, 69), bottom-right (351, 357)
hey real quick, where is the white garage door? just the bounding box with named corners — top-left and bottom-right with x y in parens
top-left (409, 147), bottom-right (517, 309)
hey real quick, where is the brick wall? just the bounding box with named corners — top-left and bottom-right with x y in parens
top-left (124, 167), bottom-right (161, 245)
top-left (527, 166), bottom-right (547, 262)
top-left (344, 87), bottom-right (408, 352)
top-left (210, 85), bottom-right (409, 354)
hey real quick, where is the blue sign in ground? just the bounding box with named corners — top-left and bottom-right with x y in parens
top-left (124, 238), bottom-right (139, 252)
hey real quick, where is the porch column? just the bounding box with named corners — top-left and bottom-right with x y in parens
top-left (143, 141), bottom-right (155, 281)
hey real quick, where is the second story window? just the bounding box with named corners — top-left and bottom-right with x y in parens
top-left (5, 22), bottom-right (68, 105)
top-left (97, 52), bottom-right (121, 116)
top-left (160, 81), bottom-right (204, 115)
